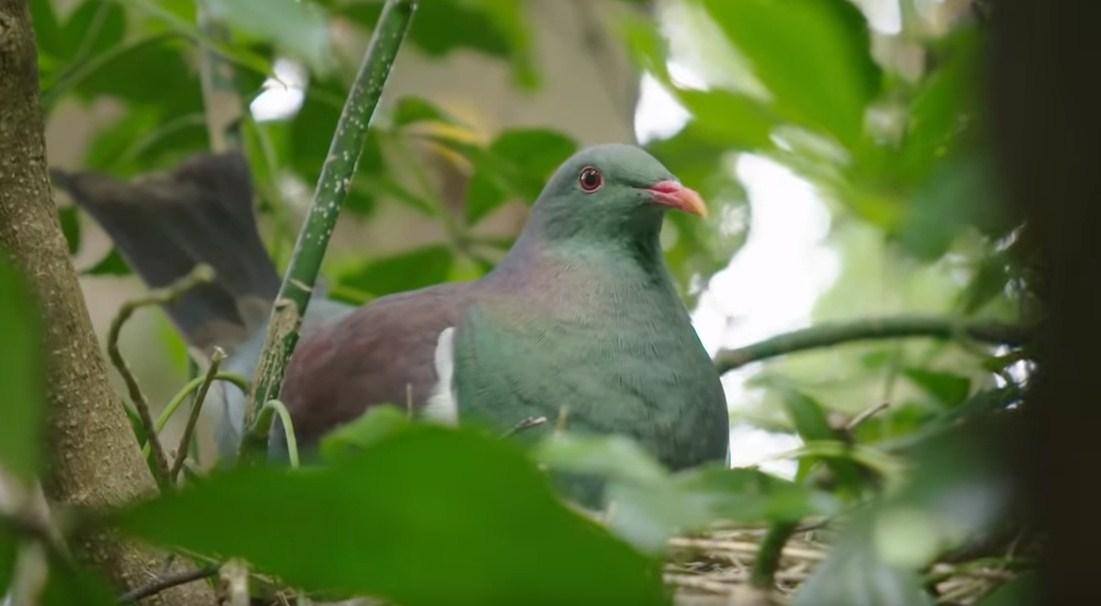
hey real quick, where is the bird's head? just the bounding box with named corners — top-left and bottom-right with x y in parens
top-left (527, 144), bottom-right (706, 247)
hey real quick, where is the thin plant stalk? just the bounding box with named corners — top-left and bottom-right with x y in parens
top-left (241, 0), bottom-right (418, 461)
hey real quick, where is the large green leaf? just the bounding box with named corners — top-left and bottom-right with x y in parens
top-left (0, 523), bottom-right (15, 596)
top-left (41, 560), bottom-right (116, 606)
top-left (335, 245), bottom-right (454, 299)
top-left (335, 0), bottom-right (538, 88)
top-left (204, 0), bottom-right (332, 73)
top-left (0, 259), bottom-right (44, 482)
top-left (464, 128), bottom-right (577, 223)
top-left (536, 434), bottom-right (838, 552)
top-left (701, 0), bottom-right (881, 147)
top-left (113, 426), bottom-right (666, 605)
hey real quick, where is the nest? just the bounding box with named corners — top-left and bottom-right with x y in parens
top-left (664, 528), bottom-right (1031, 605)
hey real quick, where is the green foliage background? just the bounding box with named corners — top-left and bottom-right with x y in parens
top-left (1, 0), bottom-right (1035, 604)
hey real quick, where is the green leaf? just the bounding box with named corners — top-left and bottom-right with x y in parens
top-left (58, 0), bottom-right (126, 61)
top-left (335, 0), bottom-right (538, 87)
top-left (780, 389), bottom-right (835, 442)
top-left (701, 0), bottom-right (881, 146)
top-left (41, 560), bottom-right (116, 606)
top-left (58, 206), bottom-right (81, 255)
top-left (319, 405), bottom-right (412, 462)
top-left (792, 516), bottom-right (935, 606)
top-left (335, 245), bottom-right (454, 298)
top-left (977, 572), bottom-right (1038, 606)
top-left (677, 89), bottom-right (778, 150)
top-left (491, 128), bottom-right (578, 199)
top-left (0, 523), bottom-right (15, 596)
top-left (392, 96), bottom-right (458, 127)
top-left (609, 466), bottom-right (839, 553)
top-left (84, 248), bottom-right (132, 276)
top-left (903, 368), bottom-right (971, 408)
top-left (0, 259), bottom-right (45, 482)
top-left (536, 434), bottom-right (838, 552)
top-left (204, 0), bottom-right (332, 73)
top-left (114, 426), bottom-right (665, 605)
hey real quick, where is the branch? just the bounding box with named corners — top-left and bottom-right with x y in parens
top-left (170, 347), bottom-right (226, 482)
top-left (715, 316), bottom-right (1031, 373)
top-left (106, 263), bottom-right (215, 489)
top-left (117, 564), bottom-right (219, 604)
top-left (241, 0), bottom-right (417, 461)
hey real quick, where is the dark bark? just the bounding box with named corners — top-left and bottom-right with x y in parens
top-left (989, 1), bottom-right (1101, 603)
top-left (0, 1), bottom-right (214, 602)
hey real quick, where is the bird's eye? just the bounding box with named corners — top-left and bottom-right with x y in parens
top-left (578, 166), bottom-right (603, 193)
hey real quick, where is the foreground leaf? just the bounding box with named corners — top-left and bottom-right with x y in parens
top-left (0, 260), bottom-right (44, 481)
top-left (113, 426), bottom-right (666, 605)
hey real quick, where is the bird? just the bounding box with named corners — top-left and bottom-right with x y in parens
top-left (54, 144), bottom-right (729, 475)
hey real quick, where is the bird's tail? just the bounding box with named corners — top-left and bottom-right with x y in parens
top-left (52, 152), bottom-right (281, 352)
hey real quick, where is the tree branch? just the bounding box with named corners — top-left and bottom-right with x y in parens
top-left (106, 264), bottom-right (215, 489)
top-left (117, 564), bottom-right (219, 604)
top-left (715, 316), bottom-right (1030, 373)
top-left (169, 347), bottom-right (225, 482)
top-left (241, 0), bottom-right (417, 461)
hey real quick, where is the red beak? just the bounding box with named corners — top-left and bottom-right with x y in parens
top-left (647, 181), bottom-right (708, 217)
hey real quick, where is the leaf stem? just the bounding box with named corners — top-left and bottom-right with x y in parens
top-left (169, 347), bottom-right (226, 482)
top-left (751, 521), bottom-right (798, 590)
top-left (240, 0), bottom-right (417, 462)
top-left (258, 400), bottom-right (300, 468)
top-left (106, 264), bottom-right (215, 490)
top-left (716, 316), bottom-right (1030, 373)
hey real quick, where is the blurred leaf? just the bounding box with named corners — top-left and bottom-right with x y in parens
top-left (58, 206), bottom-right (81, 254)
top-left (793, 516), bottom-right (934, 606)
top-left (535, 433), bottom-right (667, 486)
top-left (0, 523), bottom-right (15, 595)
top-left (897, 153), bottom-right (997, 260)
top-left (58, 0), bottom-right (126, 61)
top-left (903, 368), bottom-right (971, 408)
top-left (84, 248), bottom-right (132, 276)
top-left (701, 0), bottom-right (880, 146)
top-left (977, 572), bottom-right (1039, 606)
top-left (780, 389), bottom-right (864, 490)
top-left (114, 427), bottom-right (665, 604)
top-left (464, 128), bottom-right (577, 223)
top-left (609, 466), bottom-right (839, 553)
top-left (0, 259), bottom-right (44, 482)
top-left (678, 90), bottom-right (777, 150)
top-left (336, 245), bottom-right (453, 298)
top-left (320, 405), bottom-right (411, 462)
top-left (41, 560), bottom-right (116, 606)
top-left (392, 96), bottom-right (459, 127)
top-left (536, 434), bottom-right (837, 552)
top-left (960, 251), bottom-right (1011, 313)
top-left (73, 37), bottom-right (201, 114)
top-left (335, 0), bottom-right (537, 87)
top-left (29, 0), bottom-right (63, 59)
top-left (205, 0), bottom-right (332, 73)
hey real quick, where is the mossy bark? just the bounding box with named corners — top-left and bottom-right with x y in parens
top-left (0, 1), bottom-right (214, 602)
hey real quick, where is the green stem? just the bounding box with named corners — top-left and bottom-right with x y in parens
top-left (106, 264), bottom-right (215, 490)
top-left (716, 316), bottom-right (1030, 373)
top-left (750, 521), bottom-right (798, 590)
top-left (258, 400), bottom-right (300, 469)
top-left (169, 347), bottom-right (226, 482)
top-left (240, 0), bottom-right (417, 462)
top-left (143, 371), bottom-right (249, 458)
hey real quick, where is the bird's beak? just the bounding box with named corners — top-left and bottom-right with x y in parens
top-left (646, 181), bottom-right (708, 218)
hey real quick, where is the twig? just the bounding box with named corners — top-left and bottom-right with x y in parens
top-left (169, 347), bottom-right (226, 482)
top-left (715, 316), bottom-right (1030, 373)
top-left (106, 263), bottom-right (215, 489)
top-left (750, 522), bottom-right (797, 589)
top-left (148, 372), bottom-right (249, 452)
top-left (501, 416), bottom-right (548, 438)
top-left (845, 401), bottom-right (891, 432)
top-left (241, 0), bottom-right (418, 463)
top-left (117, 564), bottom-right (219, 603)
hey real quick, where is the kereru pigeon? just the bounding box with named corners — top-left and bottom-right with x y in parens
top-left (54, 144), bottom-right (729, 472)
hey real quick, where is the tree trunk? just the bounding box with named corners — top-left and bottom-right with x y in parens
top-left (0, 1), bottom-right (215, 603)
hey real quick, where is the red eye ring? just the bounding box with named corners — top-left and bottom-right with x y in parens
top-left (578, 166), bottom-right (603, 193)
